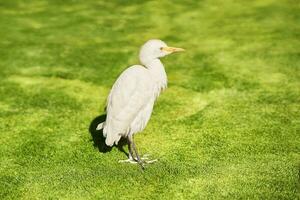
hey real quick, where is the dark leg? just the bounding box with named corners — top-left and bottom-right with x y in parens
top-left (119, 135), bottom-right (157, 167)
top-left (128, 135), bottom-right (144, 170)
top-left (127, 136), bottom-right (136, 161)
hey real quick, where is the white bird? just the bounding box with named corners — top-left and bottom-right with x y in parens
top-left (96, 39), bottom-right (184, 168)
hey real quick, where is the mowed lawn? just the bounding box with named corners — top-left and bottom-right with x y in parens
top-left (0, 0), bottom-right (300, 199)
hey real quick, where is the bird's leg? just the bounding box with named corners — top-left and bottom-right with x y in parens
top-left (129, 135), bottom-right (145, 170)
top-left (128, 136), bottom-right (137, 161)
top-left (118, 136), bottom-right (137, 164)
top-left (130, 136), bottom-right (158, 164)
top-left (118, 135), bottom-right (157, 167)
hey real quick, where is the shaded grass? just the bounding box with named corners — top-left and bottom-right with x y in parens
top-left (0, 0), bottom-right (300, 199)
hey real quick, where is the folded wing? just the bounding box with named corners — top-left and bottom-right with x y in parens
top-left (103, 65), bottom-right (152, 146)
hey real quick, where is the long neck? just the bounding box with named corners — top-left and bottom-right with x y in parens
top-left (144, 58), bottom-right (167, 97)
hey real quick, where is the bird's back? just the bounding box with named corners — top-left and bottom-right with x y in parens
top-left (103, 65), bottom-right (153, 146)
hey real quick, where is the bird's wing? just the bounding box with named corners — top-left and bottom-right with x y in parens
top-left (104, 65), bottom-right (152, 146)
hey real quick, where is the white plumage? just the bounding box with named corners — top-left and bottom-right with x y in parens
top-left (104, 65), bottom-right (158, 146)
top-left (96, 39), bottom-right (184, 166)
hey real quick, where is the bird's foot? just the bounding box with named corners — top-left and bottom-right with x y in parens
top-left (118, 158), bottom-right (138, 164)
top-left (139, 154), bottom-right (158, 164)
top-left (118, 154), bottom-right (158, 165)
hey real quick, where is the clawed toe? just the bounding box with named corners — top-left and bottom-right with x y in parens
top-left (119, 154), bottom-right (158, 165)
top-left (140, 154), bottom-right (158, 163)
top-left (118, 159), bottom-right (138, 164)
top-left (144, 159), bottom-right (158, 164)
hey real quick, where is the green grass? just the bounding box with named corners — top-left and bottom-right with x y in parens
top-left (0, 0), bottom-right (300, 199)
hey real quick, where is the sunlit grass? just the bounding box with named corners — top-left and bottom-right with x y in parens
top-left (0, 0), bottom-right (299, 199)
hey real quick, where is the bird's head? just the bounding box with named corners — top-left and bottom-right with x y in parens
top-left (139, 39), bottom-right (184, 65)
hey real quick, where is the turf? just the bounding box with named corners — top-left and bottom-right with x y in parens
top-left (0, 0), bottom-right (300, 199)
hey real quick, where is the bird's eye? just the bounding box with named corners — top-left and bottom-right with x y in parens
top-left (160, 47), bottom-right (163, 50)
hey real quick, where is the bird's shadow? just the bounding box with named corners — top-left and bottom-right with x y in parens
top-left (89, 114), bottom-right (128, 157)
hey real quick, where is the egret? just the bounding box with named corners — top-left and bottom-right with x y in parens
top-left (96, 39), bottom-right (184, 168)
